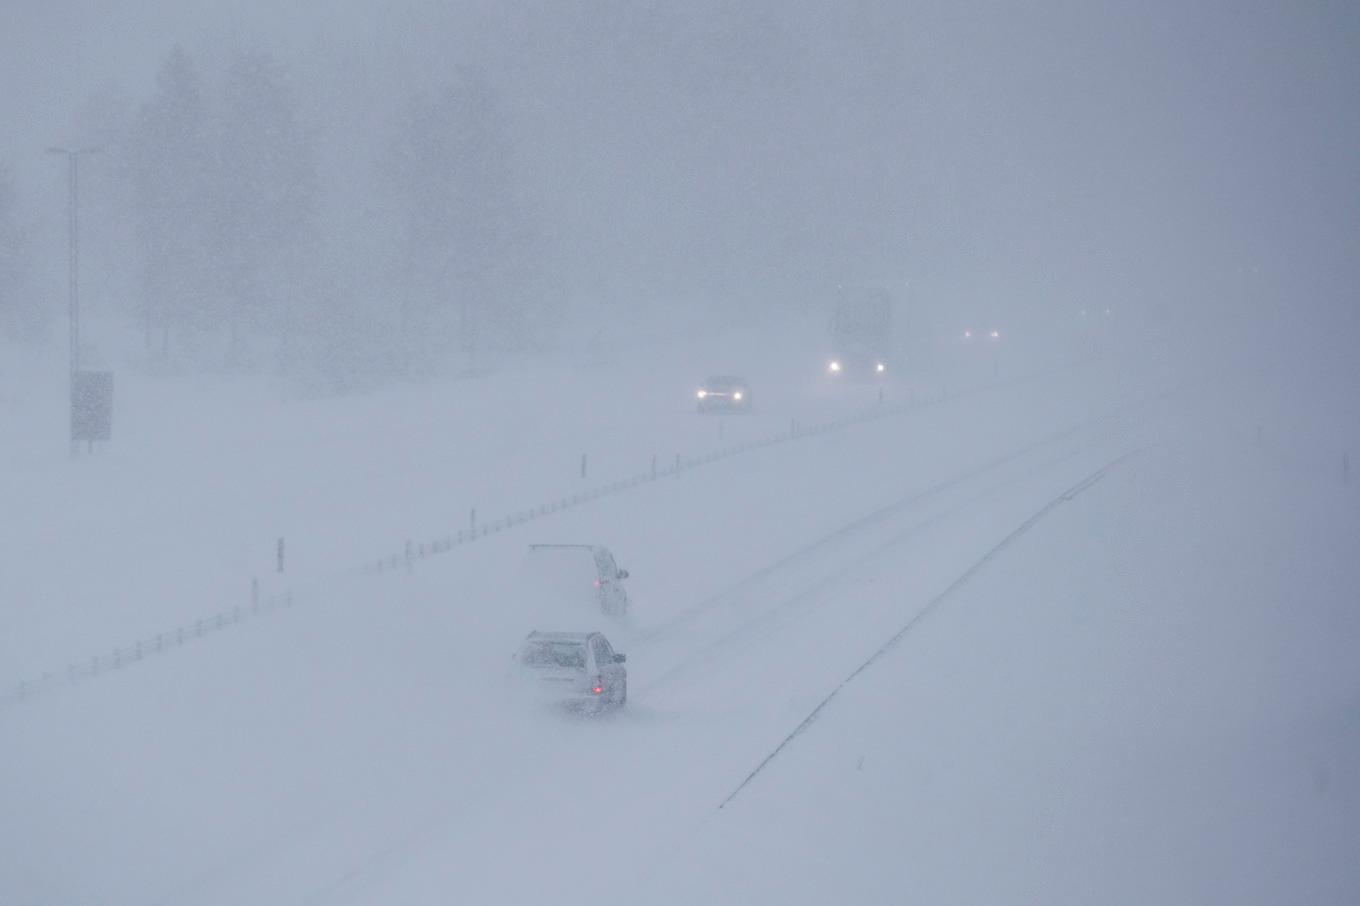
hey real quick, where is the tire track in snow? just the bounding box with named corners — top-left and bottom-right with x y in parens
top-left (639, 441), bottom-right (1095, 696)
top-left (716, 447), bottom-right (1144, 809)
top-left (638, 379), bottom-right (1182, 649)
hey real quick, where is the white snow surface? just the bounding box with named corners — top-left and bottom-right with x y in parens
top-left (3, 323), bottom-right (1358, 905)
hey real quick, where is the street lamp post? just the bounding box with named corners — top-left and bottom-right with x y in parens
top-left (47, 146), bottom-right (100, 451)
top-left (46, 147), bottom-right (99, 383)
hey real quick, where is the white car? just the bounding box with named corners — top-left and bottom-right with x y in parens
top-left (512, 631), bottom-right (627, 712)
top-left (696, 375), bottom-right (751, 412)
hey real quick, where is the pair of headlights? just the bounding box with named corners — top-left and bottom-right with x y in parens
top-left (828, 361), bottom-right (886, 373)
top-left (697, 390), bottom-right (743, 400)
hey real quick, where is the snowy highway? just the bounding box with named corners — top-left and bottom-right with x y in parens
top-left (11, 333), bottom-right (1355, 906)
top-left (5, 5), bottom-right (1359, 901)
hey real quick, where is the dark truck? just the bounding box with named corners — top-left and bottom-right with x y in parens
top-left (825, 286), bottom-right (893, 380)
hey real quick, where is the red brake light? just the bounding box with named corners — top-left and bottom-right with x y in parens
top-left (593, 579), bottom-right (601, 588)
top-left (592, 677), bottom-right (604, 694)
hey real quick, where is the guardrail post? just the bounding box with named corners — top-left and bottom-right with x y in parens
top-left (651, 453), bottom-right (657, 479)
top-left (277, 537), bottom-right (285, 574)
top-left (470, 508), bottom-right (477, 535)
top-left (581, 453), bottom-right (588, 479)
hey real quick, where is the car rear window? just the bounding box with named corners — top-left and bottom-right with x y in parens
top-left (523, 548), bottom-right (602, 601)
top-left (521, 640), bottom-right (587, 669)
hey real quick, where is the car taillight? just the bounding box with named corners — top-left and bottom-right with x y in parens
top-left (592, 679), bottom-right (603, 695)
top-left (593, 578), bottom-right (601, 588)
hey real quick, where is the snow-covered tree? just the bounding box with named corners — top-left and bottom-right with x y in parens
top-left (382, 68), bottom-right (534, 370)
top-left (208, 43), bottom-right (319, 366)
top-left (132, 45), bottom-right (212, 357)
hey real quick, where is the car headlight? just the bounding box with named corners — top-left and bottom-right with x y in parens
top-left (875, 362), bottom-right (885, 373)
top-left (733, 391), bottom-right (743, 400)
top-left (697, 389), bottom-right (707, 399)
top-left (990, 330), bottom-right (1000, 340)
top-left (828, 361), bottom-right (841, 373)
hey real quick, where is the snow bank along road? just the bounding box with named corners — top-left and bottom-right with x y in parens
top-left (7, 354), bottom-right (1355, 905)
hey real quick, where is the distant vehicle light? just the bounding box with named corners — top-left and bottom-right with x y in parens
top-left (828, 361), bottom-right (842, 373)
top-left (875, 362), bottom-right (886, 373)
top-left (592, 681), bottom-right (604, 695)
top-left (733, 391), bottom-right (743, 400)
top-left (1104, 308), bottom-right (1112, 316)
top-left (697, 389), bottom-right (707, 399)
top-left (989, 330), bottom-right (1000, 340)
top-left (963, 330), bottom-right (973, 339)
top-left (593, 578), bottom-right (601, 588)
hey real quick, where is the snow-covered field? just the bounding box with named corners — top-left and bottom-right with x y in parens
top-left (3, 322), bottom-right (1358, 905)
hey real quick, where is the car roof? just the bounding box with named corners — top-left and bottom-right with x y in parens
top-left (704, 374), bottom-right (745, 384)
top-left (525, 630), bottom-right (596, 642)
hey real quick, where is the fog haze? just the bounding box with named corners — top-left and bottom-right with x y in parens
top-left (5, 1), bottom-right (1356, 364)
top-left (3, 3), bottom-right (1358, 904)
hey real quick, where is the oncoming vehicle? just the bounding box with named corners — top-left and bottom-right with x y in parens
top-left (960, 327), bottom-right (1002, 343)
top-left (526, 544), bottom-right (630, 618)
top-left (958, 325), bottom-right (1005, 377)
top-left (696, 375), bottom-right (751, 412)
top-left (826, 286), bottom-right (893, 380)
top-left (512, 631), bottom-right (627, 712)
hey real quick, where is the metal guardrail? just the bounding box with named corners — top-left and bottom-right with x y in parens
top-left (360, 385), bottom-right (959, 575)
top-left (1, 591), bottom-right (297, 709)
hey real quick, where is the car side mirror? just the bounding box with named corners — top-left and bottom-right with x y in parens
top-left (617, 569), bottom-right (629, 580)
top-left (613, 653), bottom-right (627, 663)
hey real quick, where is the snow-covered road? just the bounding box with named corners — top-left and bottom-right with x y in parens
top-left (3, 331), bottom-right (1357, 905)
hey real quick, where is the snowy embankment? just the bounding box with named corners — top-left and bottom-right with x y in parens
top-left (3, 327), bottom-right (1356, 905)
